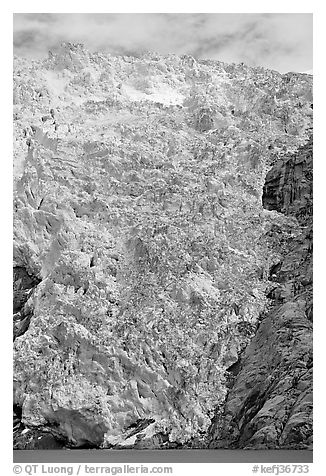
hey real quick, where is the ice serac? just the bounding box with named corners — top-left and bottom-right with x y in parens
top-left (13, 44), bottom-right (312, 448)
top-left (209, 139), bottom-right (313, 449)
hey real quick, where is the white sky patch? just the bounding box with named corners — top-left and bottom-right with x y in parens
top-left (13, 13), bottom-right (313, 73)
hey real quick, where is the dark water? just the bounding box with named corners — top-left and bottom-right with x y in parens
top-left (14, 449), bottom-right (313, 463)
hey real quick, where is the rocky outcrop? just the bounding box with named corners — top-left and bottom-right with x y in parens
top-left (13, 267), bottom-right (41, 340)
top-left (13, 45), bottom-right (312, 448)
top-left (209, 139), bottom-right (312, 449)
top-left (13, 405), bottom-right (66, 450)
top-left (263, 138), bottom-right (313, 222)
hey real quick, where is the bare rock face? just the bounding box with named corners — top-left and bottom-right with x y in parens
top-left (209, 139), bottom-right (312, 449)
top-left (13, 266), bottom-right (41, 340)
top-left (263, 138), bottom-right (313, 221)
top-left (13, 405), bottom-right (66, 450)
top-left (13, 45), bottom-right (312, 448)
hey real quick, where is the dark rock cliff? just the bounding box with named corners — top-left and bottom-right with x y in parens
top-left (263, 138), bottom-right (313, 222)
top-left (209, 139), bottom-right (313, 449)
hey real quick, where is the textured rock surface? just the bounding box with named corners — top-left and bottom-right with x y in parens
top-left (263, 138), bottom-right (313, 221)
top-left (13, 44), bottom-right (312, 448)
top-left (209, 139), bottom-right (312, 449)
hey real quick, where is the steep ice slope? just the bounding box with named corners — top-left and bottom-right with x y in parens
top-left (13, 43), bottom-right (312, 449)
